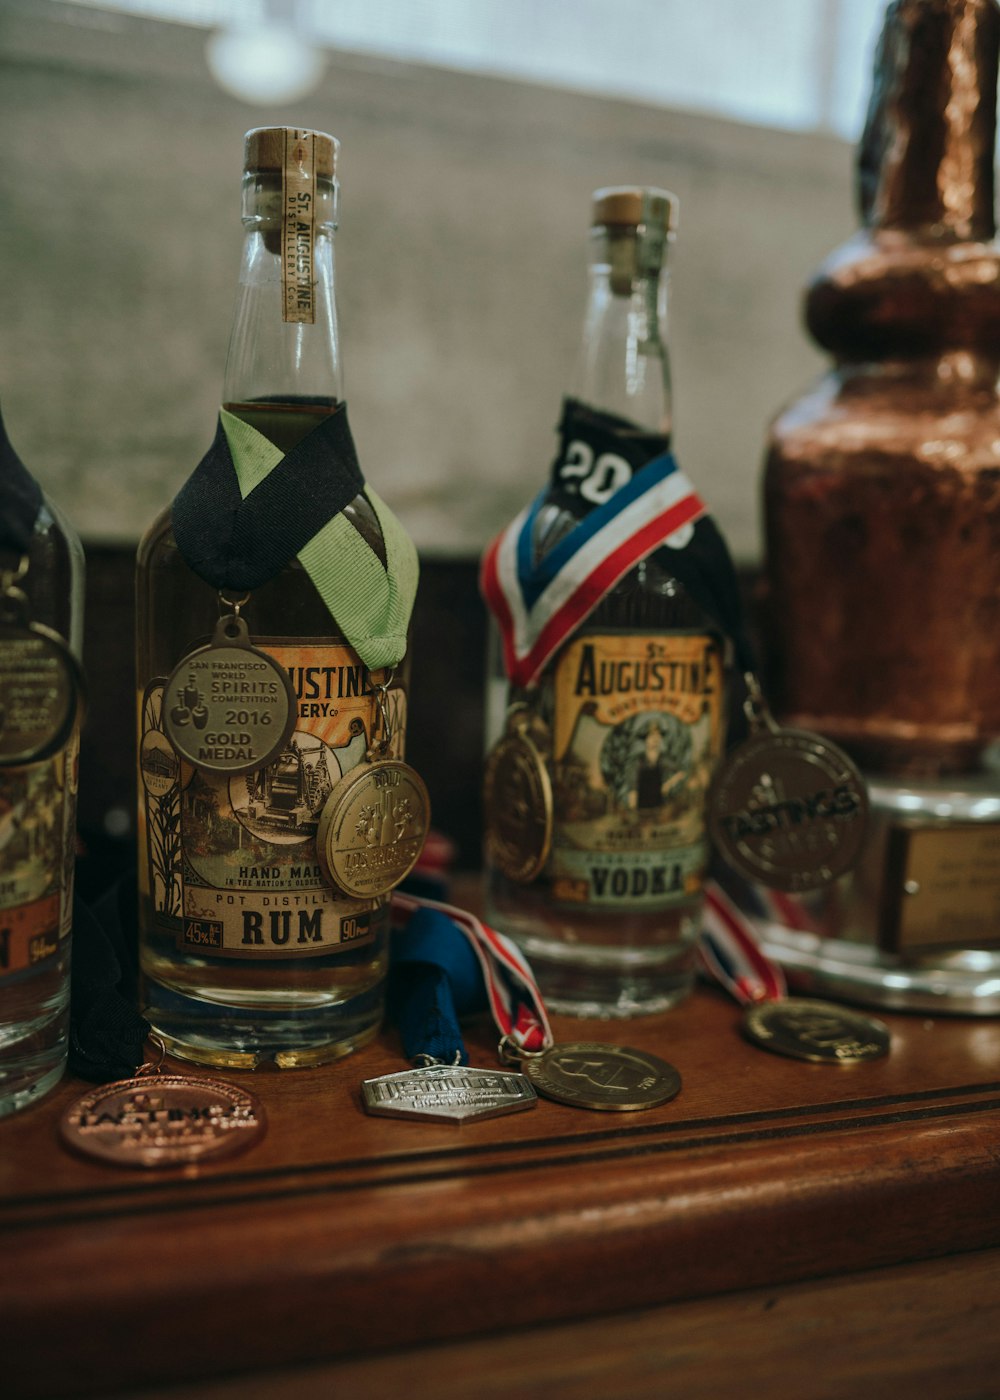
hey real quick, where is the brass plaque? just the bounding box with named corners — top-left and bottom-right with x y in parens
top-left (882, 822), bottom-right (1000, 952)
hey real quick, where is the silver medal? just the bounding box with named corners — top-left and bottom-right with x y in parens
top-left (361, 1063), bottom-right (538, 1124)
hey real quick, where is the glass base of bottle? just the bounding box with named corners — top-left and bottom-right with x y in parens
top-left (486, 874), bottom-right (699, 1018)
top-left (0, 974), bottom-right (69, 1119)
top-left (141, 976), bottom-right (385, 1071)
top-left (757, 923), bottom-right (1000, 1016)
top-left (745, 769), bottom-right (1000, 1016)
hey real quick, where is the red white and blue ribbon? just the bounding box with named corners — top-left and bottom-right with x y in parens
top-left (391, 891), bottom-right (552, 1054)
top-left (481, 451), bottom-right (706, 690)
top-left (699, 880), bottom-right (787, 1007)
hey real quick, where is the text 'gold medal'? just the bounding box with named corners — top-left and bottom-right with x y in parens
top-left (163, 608), bottom-right (297, 776)
top-left (708, 674), bottom-right (869, 892)
top-left (0, 574), bottom-right (82, 767)
top-left (317, 670), bottom-right (430, 899)
top-left (483, 704), bottom-right (553, 883)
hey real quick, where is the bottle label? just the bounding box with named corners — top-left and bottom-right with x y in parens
top-left (547, 632), bottom-right (723, 910)
top-left (0, 733), bottom-right (78, 984)
top-left (281, 129), bottom-right (317, 325)
top-left (141, 642), bottom-right (403, 958)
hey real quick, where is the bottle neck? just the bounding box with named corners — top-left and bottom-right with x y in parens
top-left (574, 225), bottom-right (672, 437)
top-left (222, 171), bottom-right (343, 447)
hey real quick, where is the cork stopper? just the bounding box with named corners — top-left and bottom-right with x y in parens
top-left (244, 127), bottom-right (338, 178)
top-left (592, 187), bottom-right (678, 235)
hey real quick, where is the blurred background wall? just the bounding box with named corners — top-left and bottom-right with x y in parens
top-left (0, 0), bottom-right (888, 863)
top-left (0, 0), bottom-right (888, 563)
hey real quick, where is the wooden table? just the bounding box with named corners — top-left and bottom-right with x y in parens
top-left (3, 974), bottom-right (1000, 1399)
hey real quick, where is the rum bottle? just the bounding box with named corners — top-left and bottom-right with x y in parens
top-left (136, 128), bottom-right (420, 1068)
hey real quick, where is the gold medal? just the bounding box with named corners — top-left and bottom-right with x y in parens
top-left (316, 669), bottom-right (431, 898)
top-left (521, 1041), bottom-right (681, 1112)
top-left (708, 674), bottom-right (869, 892)
top-left (742, 997), bottom-right (890, 1064)
top-left (0, 575), bottom-right (83, 766)
top-left (483, 704), bottom-right (553, 883)
top-left (163, 605), bottom-right (297, 776)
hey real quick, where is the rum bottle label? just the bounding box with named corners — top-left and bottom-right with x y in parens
top-left (140, 641), bottom-right (396, 959)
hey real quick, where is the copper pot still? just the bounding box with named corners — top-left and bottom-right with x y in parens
top-left (757, 0), bottom-right (1000, 1011)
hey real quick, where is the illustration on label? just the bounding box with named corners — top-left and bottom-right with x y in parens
top-left (549, 633), bottom-right (723, 909)
top-left (141, 643), bottom-right (403, 958)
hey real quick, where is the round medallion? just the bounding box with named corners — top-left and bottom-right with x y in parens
top-left (59, 1074), bottom-right (267, 1168)
top-left (708, 727), bottom-right (869, 892)
top-left (316, 758), bottom-right (431, 898)
top-left (163, 614), bottom-right (297, 776)
top-left (483, 724), bottom-right (553, 883)
top-left (0, 616), bottom-right (82, 766)
top-left (742, 997), bottom-right (890, 1064)
top-left (524, 1042), bottom-right (681, 1111)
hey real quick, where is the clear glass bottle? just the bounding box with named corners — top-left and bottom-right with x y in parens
top-left (484, 188), bottom-right (727, 1017)
top-left (136, 128), bottom-right (405, 1069)
top-left (0, 407), bottom-right (84, 1116)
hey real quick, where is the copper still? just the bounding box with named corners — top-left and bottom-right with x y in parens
top-left (755, 0), bottom-right (1000, 1011)
top-left (762, 0), bottom-right (1000, 779)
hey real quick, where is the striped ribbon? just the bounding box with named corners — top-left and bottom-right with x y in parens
top-left (392, 891), bottom-right (552, 1053)
top-left (481, 450), bottom-right (706, 690)
top-left (699, 880), bottom-right (788, 1007)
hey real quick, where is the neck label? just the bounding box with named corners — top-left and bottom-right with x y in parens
top-left (282, 130), bottom-right (316, 324)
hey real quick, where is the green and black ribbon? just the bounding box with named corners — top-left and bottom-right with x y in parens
top-left (172, 404), bottom-right (418, 670)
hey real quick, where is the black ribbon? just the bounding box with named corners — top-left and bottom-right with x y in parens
top-left (172, 404), bottom-right (365, 592)
top-left (0, 406), bottom-right (43, 554)
top-left (548, 398), bottom-right (757, 675)
top-left (69, 873), bottom-right (150, 1083)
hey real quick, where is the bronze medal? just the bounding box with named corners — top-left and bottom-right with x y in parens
top-left (317, 757), bottom-right (430, 898)
top-left (0, 587), bottom-right (82, 766)
top-left (708, 676), bottom-right (868, 892)
top-left (163, 611), bottom-right (297, 775)
top-left (742, 997), bottom-right (890, 1064)
top-left (483, 705), bottom-right (553, 883)
top-left (522, 1041), bottom-right (681, 1112)
top-left (59, 1073), bottom-right (267, 1168)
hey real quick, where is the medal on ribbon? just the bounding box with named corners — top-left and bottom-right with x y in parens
top-left (708, 674), bottom-right (869, 893)
top-left (699, 880), bottom-right (890, 1063)
top-left (361, 893), bottom-right (549, 1123)
top-left (373, 892), bottom-right (683, 1117)
top-left (316, 671), bottom-right (431, 899)
top-left (167, 403), bottom-right (425, 899)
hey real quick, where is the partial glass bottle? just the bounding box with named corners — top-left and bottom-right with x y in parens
top-left (136, 128), bottom-right (414, 1069)
top-left (0, 406), bottom-right (84, 1116)
top-left (483, 188), bottom-right (727, 1017)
